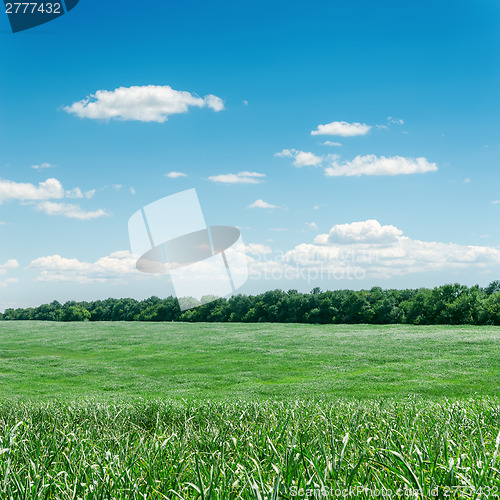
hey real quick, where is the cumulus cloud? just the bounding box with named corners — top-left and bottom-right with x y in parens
top-left (0, 177), bottom-right (107, 219)
top-left (324, 155), bottom-right (437, 177)
top-left (314, 220), bottom-right (402, 245)
top-left (0, 178), bottom-right (64, 203)
top-left (166, 171), bottom-right (187, 179)
top-left (28, 251), bottom-right (140, 284)
top-left (311, 121), bottom-right (372, 137)
top-left (208, 171), bottom-right (266, 184)
top-left (248, 199), bottom-right (277, 209)
top-left (275, 149), bottom-right (435, 177)
top-left (275, 149), bottom-right (323, 167)
top-left (250, 219), bottom-right (500, 280)
top-left (63, 85), bottom-right (224, 123)
top-left (36, 202), bottom-right (110, 220)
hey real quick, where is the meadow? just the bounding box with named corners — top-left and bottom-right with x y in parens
top-left (1, 322), bottom-right (500, 498)
top-left (1, 322), bottom-right (500, 400)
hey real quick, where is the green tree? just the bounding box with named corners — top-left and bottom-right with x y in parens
top-left (61, 305), bottom-right (91, 322)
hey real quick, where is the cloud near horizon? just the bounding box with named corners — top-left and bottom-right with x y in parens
top-left (26, 220), bottom-right (500, 286)
top-left (28, 251), bottom-right (140, 284)
top-left (250, 219), bottom-right (500, 280)
top-left (313, 219), bottom-right (403, 245)
top-left (64, 85), bottom-right (224, 123)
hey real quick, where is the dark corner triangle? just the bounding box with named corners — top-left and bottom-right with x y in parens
top-left (4, 0), bottom-right (81, 32)
top-left (63, 0), bottom-right (80, 12)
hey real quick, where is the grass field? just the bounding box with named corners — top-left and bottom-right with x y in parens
top-left (1, 322), bottom-right (500, 400)
top-left (1, 322), bottom-right (500, 498)
top-left (1, 398), bottom-right (500, 499)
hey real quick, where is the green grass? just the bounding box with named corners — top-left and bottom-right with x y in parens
top-left (1, 398), bottom-right (500, 499)
top-left (2, 322), bottom-right (500, 498)
top-left (1, 322), bottom-right (500, 399)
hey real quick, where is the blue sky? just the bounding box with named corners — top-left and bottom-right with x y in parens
top-left (1, 0), bottom-right (500, 310)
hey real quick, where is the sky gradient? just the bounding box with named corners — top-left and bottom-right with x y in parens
top-left (1, 0), bottom-right (500, 310)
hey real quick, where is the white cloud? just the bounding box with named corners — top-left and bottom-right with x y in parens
top-left (311, 121), bottom-right (372, 137)
top-left (0, 177), bottom-right (105, 220)
top-left (36, 202), bottom-right (110, 220)
top-left (249, 199), bottom-right (277, 209)
top-left (130, 187), bottom-right (136, 195)
top-left (0, 178), bottom-right (64, 203)
top-left (208, 171), bottom-right (266, 184)
top-left (166, 171), bottom-right (188, 179)
top-left (31, 162), bottom-right (54, 170)
top-left (65, 187), bottom-right (83, 199)
top-left (251, 219), bottom-right (500, 280)
top-left (276, 149), bottom-right (323, 167)
top-left (314, 220), bottom-right (402, 245)
top-left (463, 178), bottom-right (471, 184)
top-left (28, 251), bottom-right (139, 284)
top-left (306, 222), bottom-right (319, 231)
top-left (321, 141), bottom-right (342, 147)
top-left (63, 85), bottom-right (224, 123)
top-left (492, 200), bottom-right (500, 205)
top-left (324, 155), bottom-right (437, 177)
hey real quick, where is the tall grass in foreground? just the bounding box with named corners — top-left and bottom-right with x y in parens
top-left (1, 398), bottom-right (500, 499)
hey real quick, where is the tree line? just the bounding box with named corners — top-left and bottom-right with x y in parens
top-left (3, 281), bottom-right (500, 324)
